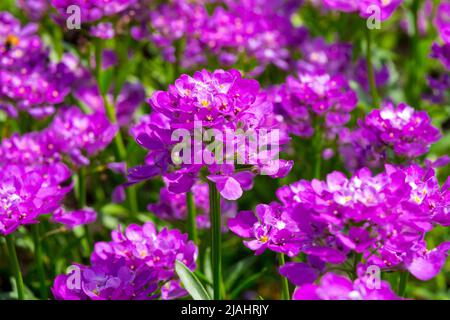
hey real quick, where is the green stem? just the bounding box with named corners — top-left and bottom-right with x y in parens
top-left (76, 168), bottom-right (92, 254)
top-left (5, 235), bottom-right (25, 300)
top-left (208, 182), bottom-right (223, 300)
top-left (32, 224), bottom-right (48, 299)
top-left (103, 98), bottom-right (127, 160)
top-left (365, 28), bottom-right (380, 108)
top-left (186, 191), bottom-right (198, 244)
top-left (398, 271), bottom-right (409, 297)
top-left (278, 253), bottom-right (290, 300)
top-left (127, 185), bottom-right (139, 215)
top-left (313, 121), bottom-right (323, 179)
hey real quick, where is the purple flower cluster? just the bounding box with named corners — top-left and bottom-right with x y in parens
top-left (229, 202), bottom-right (303, 257)
top-left (430, 3), bottom-right (450, 70)
top-left (133, 0), bottom-right (306, 74)
top-left (0, 106), bottom-right (117, 168)
top-left (424, 74), bottom-right (450, 105)
top-left (291, 272), bottom-right (400, 300)
top-left (149, 182), bottom-right (237, 230)
top-left (17, 0), bottom-right (50, 21)
top-left (340, 103), bottom-right (441, 170)
top-left (51, 207), bottom-right (97, 230)
top-left (129, 69), bottom-right (292, 200)
top-left (0, 164), bottom-right (71, 235)
top-left (0, 128), bottom-right (75, 235)
top-left (0, 12), bottom-right (72, 118)
top-left (230, 162), bottom-right (450, 288)
top-left (47, 106), bottom-right (118, 166)
top-left (50, 0), bottom-right (138, 24)
top-left (0, 131), bottom-right (61, 166)
top-left (296, 37), bottom-right (352, 76)
top-left (323, 0), bottom-right (403, 21)
top-left (52, 222), bottom-right (198, 300)
top-left (270, 72), bottom-right (357, 138)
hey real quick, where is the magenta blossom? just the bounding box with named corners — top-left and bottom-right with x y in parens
top-left (130, 69), bottom-right (292, 200)
top-left (292, 273), bottom-right (401, 300)
top-left (51, 208), bottom-right (97, 230)
top-left (47, 107), bottom-right (118, 166)
top-left (228, 203), bottom-right (303, 257)
top-left (0, 164), bottom-right (71, 236)
top-left (52, 222), bottom-right (197, 300)
top-left (340, 102), bottom-right (441, 170)
top-left (324, 0), bottom-right (403, 21)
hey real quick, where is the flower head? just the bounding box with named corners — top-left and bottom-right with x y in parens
top-left (53, 222), bottom-right (197, 300)
top-left (0, 164), bottom-right (71, 235)
top-left (130, 69), bottom-right (292, 200)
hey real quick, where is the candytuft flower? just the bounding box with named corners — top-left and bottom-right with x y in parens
top-left (0, 164), bottom-right (71, 235)
top-left (340, 102), bottom-right (441, 170)
top-left (51, 207), bottom-right (97, 230)
top-left (130, 69), bottom-right (292, 200)
top-left (52, 222), bottom-right (197, 300)
top-left (292, 272), bottom-right (401, 300)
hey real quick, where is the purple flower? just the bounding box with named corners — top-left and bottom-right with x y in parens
top-left (429, 3), bottom-right (450, 70)
top-left (323, 0), bottom-right (358, 13)
top-left (51, 207), bottom-right (97, 229)
top-left (340, 103), bottom-right (441, 170)
top-left (424, 74), bottom-right (450, 104)
top-left (274, 163), bottom-right (450, 277)
top-left (270, 72), bottom-right (357, 138)
top-left (405, 242), bottom-right (450, 281)
top-left (130, 69), bottom-right (291, 200)
top-left (359, 0), bottom-right (403, 22)
top-left (51, 0), bottom-right (138, 24)
top-left (0, 164), bottom-right (71, 236)
top-left (47, 106), bottom-right (118, 166)
top-left (297, 37), bottom-right (352, 76)
top-left (53, 222), bottom-right (198, 300)
top-left (53, 260), bottom-right (158, 300)
top-left (140, 0), bottom-right (305, 73)
top-left (90, 22), bottom-right (115, 39)
top-left (279, 262), bottom-right (320, 286)
top-left (430, 42), bottom-right (450, 70)
top-left (228, 203), bottom-right (303, 257)
top-left (292, 273), bottom-right (401, 300)
top-left (0, 12), bottom-right (73, 117)
top-left (323, 0), bottom-right (403, 21)
top-left (434, 3), bottom-right (450, 44)
top-left (17, 0), bottom-right (50, 21)
top-left (0, 131), bottom-right (61, 166)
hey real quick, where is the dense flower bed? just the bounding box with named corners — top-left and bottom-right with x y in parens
top-left (0, 0), bottom-right (449, 301)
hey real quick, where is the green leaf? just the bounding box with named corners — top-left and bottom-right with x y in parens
top-left (175, 260), bottom-right (211, 300)
top-left (225, 256), bottom-right (256, 290)
top-left (100, 204), bottom-right (129, 216)
top-left (99, 68), bottom-right (114, 96)
top-left (230, 268), bottom-right (267, 299)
